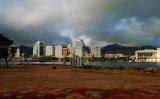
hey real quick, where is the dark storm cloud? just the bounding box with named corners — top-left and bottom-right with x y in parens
top-left (66, 0), bottom-right (160, 46)
top-left (0, 0), bottom-right (71, 46)
top-left (0, 0), bottom-right (160, 46)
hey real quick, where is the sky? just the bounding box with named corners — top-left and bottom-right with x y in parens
top-left (1, 0), bottom-right (160, 47)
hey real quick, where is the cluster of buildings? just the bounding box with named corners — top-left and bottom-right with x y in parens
top-left (8, 47), bottom-right (25, 59)
top-left (7, 39), bottom-right (160, 62)
top-left (32, 40), bottom-right (101, 61)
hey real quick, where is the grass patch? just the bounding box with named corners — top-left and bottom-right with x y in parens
top-left (36, 94), bottom-right (45, 97)
top-left (65, 90), bottom-right (72, 92)
top-left (21, 89), bottom-right (35, 94)
top-left (149, 90), bottom-right (159, 94)
top-left (3, 93), bottom-right (11, 97)
top-left (137, 87), bottom-right (144, 89)
top-left (79, 95), bottom-right (85, 99)
top-left (85, 91), bottom-right (104, 98)
top-left (16, 95), bottom-right (24, 99)
top-left (50, 92), bottom-right (59, 95)
top-left (102, 87), bottom-right (114, 91)
top-left (116, 81), bottom-right (124, 85)
top-left (144, 88), bottom-right (159, 94)
top-left (124, 87), bottom-right (135, 90)
top-left (62, 87), bottom-right (72, 90)
top-left (155, 87), bottom-right (160, 90)
top-left (88, 86), bottom-right (100, 90)
top-left (56, 89), bottom-right (61, 91)
top-left (66, 95), bottom-right (74, 99)
top-left (144, 87), bottom-right (152, 90)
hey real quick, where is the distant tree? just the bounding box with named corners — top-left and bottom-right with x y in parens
top-left (0, 34), bottom-right (13, 67)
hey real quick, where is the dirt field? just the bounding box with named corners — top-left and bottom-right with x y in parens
top-left (0, 65), bottom-right (160, 99)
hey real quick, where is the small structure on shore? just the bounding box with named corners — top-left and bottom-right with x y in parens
top-left (70, 57), bottom-right (83, 68)
top-left (52, 66), bottom-right (56, 69)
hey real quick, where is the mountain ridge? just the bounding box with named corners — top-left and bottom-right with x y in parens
top-left (101, 43), bottom-right (157, 55)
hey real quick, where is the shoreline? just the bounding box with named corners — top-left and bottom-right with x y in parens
top-left (1, 61), bottom-right (160, 68)
top-left (0, 64), bottom-right (160, 73)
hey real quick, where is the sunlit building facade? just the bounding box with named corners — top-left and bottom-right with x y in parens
top-left (67, 44), bottom-right (72, 54)
top-left (157, 48), bottom-right (160, 59)
top-left (90, 45), bottom-right (101, 58)
top-left (46, 46), bottom-right (53, 56)
top-left (15, 47), bottom-right (20, 58)
top-left (55, 45), bottom-right (62, 58)
top-left (33, 41), bottom-right (44, 57)
top-left (135, 49), bottom-right (157, 61)
top-left (72, 40), bottom-right (84, 57)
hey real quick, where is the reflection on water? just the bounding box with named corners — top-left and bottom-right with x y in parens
top-left (0, 62), bottom-right (160, 67)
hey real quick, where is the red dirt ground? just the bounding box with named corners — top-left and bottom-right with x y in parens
top-left (0, 65), bottom-right (160, 99)
top-left (0, 87), bottom-right (160, 99)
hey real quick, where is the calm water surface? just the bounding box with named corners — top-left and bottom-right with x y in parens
top-left (1, 62), bottom-right (160, 67)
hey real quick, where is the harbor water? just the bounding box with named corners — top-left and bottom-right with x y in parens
top-left (1, 62), bottom-right (160, 67)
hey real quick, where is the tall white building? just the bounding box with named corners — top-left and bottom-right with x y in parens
top-left (46, 46), bottom-right (53, 56)
top-left (55, 45), bottom-right (62, 58)
top-left (15, 47), bottom-right (20, 58)
top-left (72, 40), bottom-right (84, 57)
top-left (90, 45), bottom-right (101, 58)
top-left (33, 43), bottom-right (38, 57)
top-left (33, 41), bottom-right (43, 57)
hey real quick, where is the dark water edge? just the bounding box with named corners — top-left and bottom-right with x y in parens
top-left (1, 62), bottom-right (160, 68)
top-left (84, 62), bottom-right (160, 67)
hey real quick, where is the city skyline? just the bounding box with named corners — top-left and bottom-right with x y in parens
top-left (1, 1), bottom-right (160, 96)
top-left (1, 0), bottom-right (160, 47)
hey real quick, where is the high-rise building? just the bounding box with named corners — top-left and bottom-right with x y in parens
top-left (67, 44), bottom-right (72, 54)
top-left (90, 45), bottom-right (101, 58)
top-left (63, 49), bottom-right (67, 58)
top-left (53, 49), bottom-right (55, 57)
top-left (8, 47), bottom-right (14, 58)
top-left (37, 41), bottom-right (44, 57)
top-left (72, 40), bottom-right (84, 57)
top-left (63, 48), bottom-right (68, 57)
top-left (62, 45), bottom-right (68, 58)
top-left (69, 47), bottom-right (75, 58)
top-left (33, 43), bottom-right (38, 57)
top-left (55, 45), bottom-right (62, 58)
top-left (33, 41), bottom-right (43, 57)
top-left (46, 46), bottom-right (53, 56)
top-left (43, 48), bottom-right (46, 56)
top-left (15, 47), bottom-right (20, 58)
